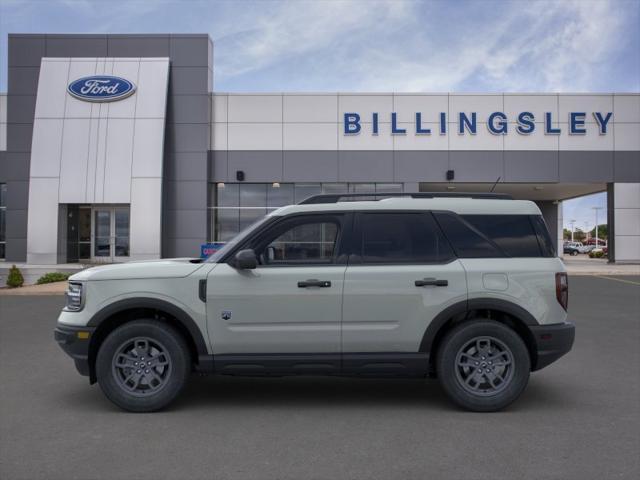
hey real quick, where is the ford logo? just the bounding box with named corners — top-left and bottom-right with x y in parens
top-left (67, 76), bottom-right (136, 102)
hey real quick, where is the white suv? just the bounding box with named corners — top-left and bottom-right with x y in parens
top-left (55, 193), bottom-right (575, 412)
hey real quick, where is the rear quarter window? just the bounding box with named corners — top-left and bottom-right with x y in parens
top-left (461, 214), bottom-right (544, 257)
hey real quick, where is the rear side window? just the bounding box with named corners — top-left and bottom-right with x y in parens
top-left (434, 212), bottom-right (504, 258)
top-left (358, 213), bottom-right (454, 264)
top-left (530, 215), bottom-right (556, 257)
top-left (462, 215), bottom-right (542, 257)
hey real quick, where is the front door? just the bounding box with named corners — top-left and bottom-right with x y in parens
top-left (341, 212), bottom-right (467, 369)
top-left (92, 207), bottom-right (130, 263)
top-left (206, 214), bottom-right (348, 368)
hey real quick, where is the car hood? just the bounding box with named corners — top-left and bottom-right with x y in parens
top-left (69, 258), bottom-right (206, 282)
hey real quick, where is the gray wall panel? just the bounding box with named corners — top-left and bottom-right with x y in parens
top-left (169, 67), bottom-right (210, 95)
top-left (46, 36), bottom-right (108, 57)
top-left (209, 151), bottom-right (228, 182)
top-left (107, 35), bottom-right (170, 57)
top-left (283, 151), bottom-right (338, 182)
top-left (2, 153), bottom-right (30, 181)
top-left (504, 151), bottom-right (559, 182)
top-left (169, 37), bottom-right (210, 67)
top-left (5, 209), bottom-right (27, 239)
top-left (8, 35), bottom-right (45, 67)
top-left (8, 67), bottom-right (40, 95)
top-left (165, 152), bottom-right (209, 181)
top-left (449, 151), bottom-right (504, 182)
top-left (614, 151), bottom-right (640, 182)
top-left (165, 180), bottom-right (208, 210)
top-left (167, 95), bottom-right (210, 124)
top-left (228, 151), bottom-right (283, 182)
top-left (166, 124), bottom-right (209, 153)
top-left (5, 234), bottom-right (27, 261)
top-left (5, 124), bottom-right (33, 153)
top-left (164, 209), bottom-right (207, 239)
top-left (5, 179), bottom-right (29, 209)
top-left (394, 151), bottom-right (448, 182)
top-left (338, 151), bottom-right (393, 182)
top-left (559, 151), bottom-right (614, 183)
top-left (6, 95), bottom-right (36, 124)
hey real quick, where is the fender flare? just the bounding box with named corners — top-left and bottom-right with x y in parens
top-left (87, 297), bottom-right (209, 356)
top-left (419, 298), bottom-right (539, 353)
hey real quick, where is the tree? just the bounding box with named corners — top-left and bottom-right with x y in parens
top-left (589, 224), bottom-right (608, 241)
top-left (6, 265), bottom-right (24, 288)
top-left (573, 228), bottom-right (586, 242)
top-left (563, 228), bottom-right (572, 240)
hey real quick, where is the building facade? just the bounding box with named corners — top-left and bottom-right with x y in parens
top-left (0, 33), bottom-right (638, 264)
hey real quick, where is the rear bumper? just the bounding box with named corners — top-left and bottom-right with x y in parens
top-left (54, 324), bottom-right (95, 377)
top-left (530, 322), bottom-right (575, 371)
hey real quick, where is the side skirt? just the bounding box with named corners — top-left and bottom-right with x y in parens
top-left (197, 352), bottom-right (430, 377)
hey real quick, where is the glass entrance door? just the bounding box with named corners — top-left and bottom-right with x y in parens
top-left (93, 207), bottom-right (130, 262)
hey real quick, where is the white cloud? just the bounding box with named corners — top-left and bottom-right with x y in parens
top-left (212, 0), bottom-right (636, 92)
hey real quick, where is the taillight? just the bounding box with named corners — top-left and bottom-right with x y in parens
top-left (556, 272), bottom-right (568, 311)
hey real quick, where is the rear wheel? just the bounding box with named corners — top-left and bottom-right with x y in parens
top-left (96, 320), bottom-right (191, 412)
top-left (436, 320), bottom-right (530, 412)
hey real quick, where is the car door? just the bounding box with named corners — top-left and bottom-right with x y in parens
top-left (341, 212), bottom-right (467, 372)
top-left (206, 213), bottom-right (349, 369)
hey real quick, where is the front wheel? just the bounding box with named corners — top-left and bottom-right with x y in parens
top-left (96, 320), bottom-right (191, 412)
top-left (436, 320), bottom-right (530, 412)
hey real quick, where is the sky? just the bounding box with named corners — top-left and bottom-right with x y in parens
top-left (1, 0), bottom-right (638, 230)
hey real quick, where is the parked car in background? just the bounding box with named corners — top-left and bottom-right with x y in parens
top-left (563, 243), bottom-right (581, 256)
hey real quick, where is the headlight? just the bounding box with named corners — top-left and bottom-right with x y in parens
top-left (65, 282), bottom-right (84, 311)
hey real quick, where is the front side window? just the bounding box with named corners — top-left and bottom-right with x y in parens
top-left (257, 219), bottom-right (340, 265)
top-left (358, 213), bottom-right (454, 264)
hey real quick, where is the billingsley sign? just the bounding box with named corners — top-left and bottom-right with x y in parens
top-left (343, 111), bottom-right (613, 135)
top-left (68, 76), bottom-right (136, 102)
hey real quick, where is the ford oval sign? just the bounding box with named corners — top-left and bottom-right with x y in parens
top-left (67, 76), bottom-right (136, 102)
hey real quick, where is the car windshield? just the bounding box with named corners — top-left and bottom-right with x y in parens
top-left (205, 216), bottom-right (271, 263)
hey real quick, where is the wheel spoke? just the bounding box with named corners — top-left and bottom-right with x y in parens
top-left (455, 335), bottom-right (514, 396)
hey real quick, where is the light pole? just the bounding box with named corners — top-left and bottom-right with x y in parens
top-left (592, 207), bottom-right (604, 247)
top-left (570, 219), bottom-right (576, 242)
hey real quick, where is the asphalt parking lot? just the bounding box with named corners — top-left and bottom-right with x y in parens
top-left (1, 276), bottom-right (639, 480)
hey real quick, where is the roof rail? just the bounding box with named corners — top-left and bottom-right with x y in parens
top-left (298, 192), bottom-right (513, 204)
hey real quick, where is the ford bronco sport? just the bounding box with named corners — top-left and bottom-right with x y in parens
top-left (55, 193), bottom-right (575, 412)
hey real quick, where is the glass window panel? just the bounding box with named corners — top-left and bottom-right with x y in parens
top-left (78, 208), bottom-right (91, 242)
top-left (262, 221), bottom-right (339, 265)
top-left (94, 211), bottom-right (111, 257)
top-left (294, 184), bottom-right (321, 203)
top-left (267, 183), bottom-right (294, 209)
top-left (322, 183), bottom-right (348, 194)
top-left (0, 184), bottom-right (6, 207)
top-left (462, 214), bottom-right (542, 257)
top-left (360, 213), bottom-right (454, 264)
top-left (0, 243), bottom-right (5, 259)
top-left (217, 183), bottom-right (239, 208)
top-left (215, 208), bottom-right (241, 242)
top-left (434, 212), bottom-right (503, 258)
top-left (350, 183), bottom-right (376, 193)
top-left (239, 184), bottom-right (267, 207)
top-left (78, 243), bottom-right (91, 260)
top-left (0, 209), bottom-right (5, 242)
top-left (240, 207), bottom-right (267, 232)
top-left (375, 183), bottom-right (403, 193)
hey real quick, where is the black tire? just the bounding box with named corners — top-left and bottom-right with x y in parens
top-left (571, 250), bottom-right (578, 256)
top-left (436, 320), bottom-right (530, 412)
top-left (96, 320), bottom-right (191, 412)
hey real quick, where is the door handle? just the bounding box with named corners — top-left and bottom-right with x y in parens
top-left (415, 278), bottom-right (448, 287)
top-left (298, 279), bottom-right (332, 288)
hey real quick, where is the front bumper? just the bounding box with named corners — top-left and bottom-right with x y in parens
top-left (530, 321), bottom-right (575, 371)
top-left (54, 324), bottom-right (95, 377)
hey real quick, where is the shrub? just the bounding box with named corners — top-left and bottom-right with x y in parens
top-left (6, 265), bottom-right (24, 288)
top-left (589, 250), bottom-right (605, 259)
top-left (36, 272), bottom-right (72, 285)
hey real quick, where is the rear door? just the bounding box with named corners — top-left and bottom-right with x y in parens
top-left (341, 212), bottom-right (467, 368)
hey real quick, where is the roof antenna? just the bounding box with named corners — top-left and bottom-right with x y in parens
top-left (490, 176), bottom-right (501, 193)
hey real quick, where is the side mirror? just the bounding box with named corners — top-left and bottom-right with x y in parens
top-left (233, 249), bottom-right (257, 270)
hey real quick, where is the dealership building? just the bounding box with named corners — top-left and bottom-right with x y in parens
top-left (0, 33), bottom-right (638, 266)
